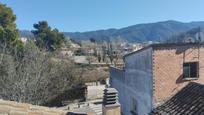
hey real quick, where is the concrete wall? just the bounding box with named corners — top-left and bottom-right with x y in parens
top-left (86, 85), bottom-right (106, 100)
top-left (102, 105), bottom-right (121, 115)
top-left (153, 45), bottom-right (204, 106)
top-left (110, 47), bottom-right (153, 115)
top-left (109, 67), bottom-right (125, 115)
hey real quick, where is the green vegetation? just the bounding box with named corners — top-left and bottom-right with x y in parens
top-left (0, 4), bottom-right (23, 53)
top-left (32, 21), bottom-right (65, 51)
top-left (0, 3), bottom-right (85, 106)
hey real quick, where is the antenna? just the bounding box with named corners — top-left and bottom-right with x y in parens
top-left (198, 26), bottom-right (201, 64)
top-left (198, 26), bottom-right (201, 42)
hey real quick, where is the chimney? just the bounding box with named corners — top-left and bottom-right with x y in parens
top-left (102, 88), bottom-right (120, 115)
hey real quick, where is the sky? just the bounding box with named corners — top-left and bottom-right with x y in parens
top-left (1, 0), bottom-right (204, 32)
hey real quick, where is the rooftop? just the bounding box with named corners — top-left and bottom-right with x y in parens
top-left (0, 99), bottom-right (67, 115)
top-left (151, 82), bottom-right (204, 115)
top-left (124, 42), bottom-right (204, 58)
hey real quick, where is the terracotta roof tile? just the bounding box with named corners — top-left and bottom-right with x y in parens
top-left (151, 82), bottom-right (204, 115)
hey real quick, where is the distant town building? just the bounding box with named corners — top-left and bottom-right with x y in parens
top-left (20, 37), bottom-right (27, 43)
top-left (74, 56), bottom-right (89, 64)
top-left (70, 42), bottom-right (81, 49)
top-left (132, 43), bottom-right (143, 51)
top-left (60, 48), bottom-right (74, 57)
top-left (110, 43), bottom-right (204, 115)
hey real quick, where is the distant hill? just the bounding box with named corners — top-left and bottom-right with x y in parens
top-left (166, 27), bottom-right (204, 43)
top-left (19, 30), bottom-right (34, 38)
top-left (19, 20), bottom-right (204, 42)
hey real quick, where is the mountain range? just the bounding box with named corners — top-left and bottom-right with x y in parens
top-left (20, 20), bottom-right (204, 42)
top-left (166, 26), bottom-right (204, 43)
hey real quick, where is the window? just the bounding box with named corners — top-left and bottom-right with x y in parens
top-left (130, 98), bottom-right (137, 115)
top-left (183, 62), bottom-right (198, 79)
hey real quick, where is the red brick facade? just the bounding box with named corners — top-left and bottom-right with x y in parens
top-left (152, 44), bottom-right (204, 106)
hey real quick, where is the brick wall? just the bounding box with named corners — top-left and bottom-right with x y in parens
top-left (0, 99), bottom-right (67, 115)
top-left (152, 45), bottom-right (204, 106)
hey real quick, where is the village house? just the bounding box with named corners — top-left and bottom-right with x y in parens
top-left (110, 43), bottom-right (204, 115)
top-left (20, 37), bottom-right (28, 44)
top-left (60, 47), bottom-right (74, 57)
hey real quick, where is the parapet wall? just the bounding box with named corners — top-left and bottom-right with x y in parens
top-left (109, 66), bottom-right (125, 114)
top-left (109, 66), bottom-right (125, 84)
top-left (0, 99), bottom-right (67, 115)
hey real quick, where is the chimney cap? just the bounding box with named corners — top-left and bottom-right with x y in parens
top-left (104, 88), bottom-right (118, 93)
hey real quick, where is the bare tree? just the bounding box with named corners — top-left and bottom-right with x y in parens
top-left (0, 40), bottom-right (83, 105)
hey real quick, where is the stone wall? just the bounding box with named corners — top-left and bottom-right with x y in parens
top-left (0, 99), bottom-right (67, 115)
top-left (152, 45), bottom-right (204, 106)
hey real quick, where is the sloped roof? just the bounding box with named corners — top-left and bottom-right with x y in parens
top-left (151, 82), bottom-right (204, 115)
top-left (124, 43), bottom-right (204, 58)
